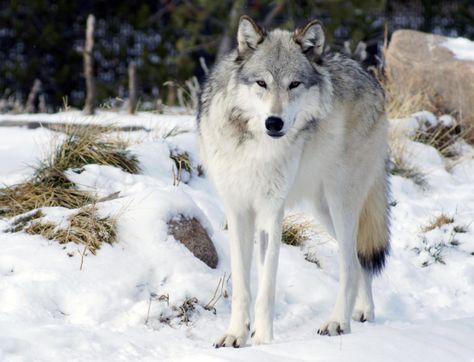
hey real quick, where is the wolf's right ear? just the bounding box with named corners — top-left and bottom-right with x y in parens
top-left (294, 20), bottom-right (325, 59)
top-left (237, 16), bottom-right (265, 56)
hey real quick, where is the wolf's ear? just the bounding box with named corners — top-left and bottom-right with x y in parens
top-left (237, 15), bottom-right (265, 55)
top-left (294, 20), bottom-right (325, 58)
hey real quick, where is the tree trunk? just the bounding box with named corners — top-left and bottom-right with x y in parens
top-left (166, 81), bottom-right (175, 106)
top-left (128, 62), bottom-right (137, 114)
top-left (26, 79), bottom-right (42, 113)
top-left (216, 0), bottom-right (245, 59)
top-left (83, 14), bottom-right (96, 115)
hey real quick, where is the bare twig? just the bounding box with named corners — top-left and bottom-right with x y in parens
top-left (204, 272), bottom-right (227, 313)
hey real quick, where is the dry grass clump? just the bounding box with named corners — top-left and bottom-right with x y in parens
top-left (0, 125), bottom-right (139, 218)
top-left (421, 213), bottom-right (454, 233)
top-left (375, 68), bottom-right (435, 120)
top-left (170, 151), bottom-right (192, 174)
top-left (380, 68), bottom-right (472, 154)
top-left (4, 210), bottom-right (44, 233)
top-left (39, 125), bottom-right (140, 176)
top-left (0, 181), bottom-right (93, 218)
top-left (413, 122), bottom-right (464, 158)
top-left (282, 214), bottom-right (317, 247)
top-left (388, 145), bottom-right (427, 187)
top-left (24, 206), bottom-right (116, 255)
top-left (170, 151), bottom-right (193, 186)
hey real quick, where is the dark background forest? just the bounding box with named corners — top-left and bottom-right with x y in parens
top-left (1, 0), bottom-right (473, 111)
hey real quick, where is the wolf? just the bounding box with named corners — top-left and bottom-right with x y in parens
top-left (198, 15), bottom-right (390, 347)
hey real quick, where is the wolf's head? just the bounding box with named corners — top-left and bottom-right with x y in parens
top-left (234, 16), bottom-right (332, 139)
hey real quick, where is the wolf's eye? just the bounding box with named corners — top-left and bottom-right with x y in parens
top-left (256, 80), bottom-right (267, 88)
top-left (289, 81), bottom-right (301, 90)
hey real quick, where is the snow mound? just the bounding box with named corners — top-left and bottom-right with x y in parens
top-left (1, 111), bottom-right (474, 361)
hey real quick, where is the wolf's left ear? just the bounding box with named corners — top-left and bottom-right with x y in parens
top-left (237, 15), bottom-right (266, 55)
top-left (294, 20), bottom-right (325, 58)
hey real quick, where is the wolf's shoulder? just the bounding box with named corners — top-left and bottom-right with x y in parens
top-left (323, 52), bottom-right (383, 100)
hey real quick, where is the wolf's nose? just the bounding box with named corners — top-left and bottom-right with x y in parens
top-left (265, 117), bottom-right (284, 132)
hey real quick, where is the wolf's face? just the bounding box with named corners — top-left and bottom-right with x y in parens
top-left (235, 17), bottom-right (327, 139)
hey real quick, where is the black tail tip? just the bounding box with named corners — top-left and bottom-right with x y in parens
top-left (358, 246), bottom-right (390, 276)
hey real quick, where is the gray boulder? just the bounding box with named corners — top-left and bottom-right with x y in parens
top-left (385, 29), bottom-right (474, 132)
top-left (168, 216), bottom-right (218, 269)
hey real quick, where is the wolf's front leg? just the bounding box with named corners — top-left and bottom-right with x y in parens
top-left (214, 210), bottom-right (254, 348)
top-left (252, 205), bottom-right (284, 345)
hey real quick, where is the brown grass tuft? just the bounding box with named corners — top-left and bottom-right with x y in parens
top-left (170, 151), bottom-right (192, 186)
top-left (170, 151), bottom-right (192, 174)
top-left (421, 213), bottom-right (454, 233)
top-left (0, 125), bottom-right (139, 218)
top-left (0, 182), bottom-right (93, 218)
top-left (24, 206), bottom-right (116, 254)
top-left (413, 123), bottom-right (464, 158)
top-left (37, 124), bottom-right (140, 179)
top-left (282, 214), bottom-right (316, 247)
top-left (376, 68), bottom-right (435, 120)
top-left (388, 142), bottom-right (427, 187)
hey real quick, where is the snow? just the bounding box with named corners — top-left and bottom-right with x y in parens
top-left (1, 111), bottom-right (474, 361)
top-left (443, 36), bottom-right (474, 61)
top-left (0, 127), bottom-right (53, 186)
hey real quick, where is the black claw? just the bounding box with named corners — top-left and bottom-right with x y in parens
top-left (360, 315), bottom-right (367, 323)
top-left (318, 328), bottom-right (328, 336)
top-left (251, 330), bottom-right (255, 338)
top-left (232, 340), bottom-right (239, 348)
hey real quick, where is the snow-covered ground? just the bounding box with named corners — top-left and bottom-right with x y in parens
top-left (0, 111), bottom-right (473, 362)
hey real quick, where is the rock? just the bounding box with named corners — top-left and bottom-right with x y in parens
top-left (385, 29), bottom-right (474, 128)
top-left (168, 216), bottom-right (218, 269)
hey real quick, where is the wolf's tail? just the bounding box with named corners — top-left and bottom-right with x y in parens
top-left (357, 174), bottom-right (391, 275)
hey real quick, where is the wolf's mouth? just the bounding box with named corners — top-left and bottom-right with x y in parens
top-left (266, 131), bottom-right (284, 138)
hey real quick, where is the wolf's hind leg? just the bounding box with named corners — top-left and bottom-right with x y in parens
top-left (352, 266), bottom-right (374, 322)
top-left (214, 209), bottom-right (254, 348)
top-left (317, 182), bottom-right (361, 336)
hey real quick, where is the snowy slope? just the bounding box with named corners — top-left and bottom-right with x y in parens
top-left (0, 111), bottom-right (473, 362)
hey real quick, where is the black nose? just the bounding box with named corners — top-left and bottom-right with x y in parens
top-left (265, 116), bottom-right (284, 133)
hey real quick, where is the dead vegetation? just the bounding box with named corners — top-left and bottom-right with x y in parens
top-left (421, 213), bottom-right (454, 233)
top-left (415, 213), bottom-right (470, 267)
top-left (170, 151), bottom-right (193, 186)
top-left (379, 55), bottom-right (473, 157)
top-left (0, 125), bottom-right (139, 218)
top-left (0, 180), bottom-right (93, 218)
top-left (388, 143), bottom-right (427, 187)
top-left (281, 214), bottom-right (319, 247)
top-left (42, 124), bottom-right (140, 175)
top-left (170, 151), bottom-right (192, 175)
top-left (381, 72), bottom-right (435, 120)
top-left (7, 205), bottom-right (116, 255)
top-left (413, 121), bottom-right (465, 158)
top-left (146, 273), bottom-right (230, 327)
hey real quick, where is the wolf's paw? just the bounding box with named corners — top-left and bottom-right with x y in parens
top-left (317, 320), bottom-right (350, 336)
top-left (214, 331), bottom-right (248, 348)
top-left (352, 308), bottom-right (374, 323)
top-left (250, 329), bottom-right (272, 345)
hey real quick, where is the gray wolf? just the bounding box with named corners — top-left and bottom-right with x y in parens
top-left (198, 15), bottom-right (390, 347)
